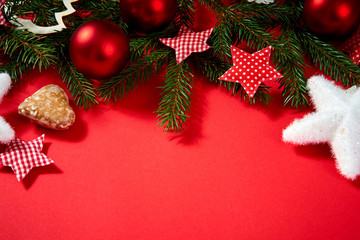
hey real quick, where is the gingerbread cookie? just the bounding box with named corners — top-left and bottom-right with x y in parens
top-left (18, 85), bottom-right (75, 130)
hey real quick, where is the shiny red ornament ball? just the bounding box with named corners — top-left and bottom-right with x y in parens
top-left (120, 0), bottom-right (177, 34)
top-left (69, 19), bottom-right (130, 80)
top-left (303, 0), bottom-right (360, 40)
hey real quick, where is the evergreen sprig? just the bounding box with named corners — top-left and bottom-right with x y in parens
top-left (99, 48), bottom-right (173, 103)
top-left (275, 28), bottom-right (309, 107)
top-left (297, 29), bottom-right (360, 86)
top-left (0, 0), bottom-right (359, 133)
top-left (156, 59), bottom-right (193, 133)
top-left (176, 0), bottom-right (196, 28)
top-left (57, 44), bottom-right (98, 110)
top-left (0, 28), bottom-right (57, 81)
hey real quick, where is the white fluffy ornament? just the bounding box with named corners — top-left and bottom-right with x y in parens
top-left (283, 75), bottom-right (360, 180)
top-left (0, 73), bottom-right (15, 144)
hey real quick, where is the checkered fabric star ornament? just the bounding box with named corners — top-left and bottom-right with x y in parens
top-left (159, 25), bottom-right (213, 64)
top-left (0, 0), bottom-right (9, 27)
top-left (340, 26), bottom-right (360, 65)
top-left (0, 135), bottom-right (54, 181)
top-left (219, 46), bottom-right (283, 97)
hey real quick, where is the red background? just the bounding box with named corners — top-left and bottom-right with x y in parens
top-left (1, 3), bottom-right (360, 240)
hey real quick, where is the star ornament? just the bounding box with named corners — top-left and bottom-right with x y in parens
top-left (0, 135), bottom-right (54, 181)
top-left (340, 25), bottom-right (360, 65)
top-left (219, 46), bottom-right (283, 97)
top-left (283, 75), bottom-right (360, 180)
top-left (0, 0), bottom-right (9, 27)
top-left (159, 25), bottom-right (213, 64)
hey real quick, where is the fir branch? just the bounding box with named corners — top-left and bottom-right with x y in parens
top-left (129, 37), bottom-right (159, 62)
top-left (129, 25), bottom-right (180, 62)
top-left (57, 42), bottom-right (98, 109)
top-left (297, 29), bottom-right (360, 86)
top-left (199, 0), bottom-right (233, 59)
top-left (57, 59), bottom-right (98, 110)
top-left (198, 0), bottom-right (228, 14)
top-left (20, 0), bottom-right (66, 26)
top-left (192, 52), bottom-right (231, 83)
top-left (176, 0), bottom-right (195, 28)
top-left (233, 16), bottom-right (275, 50)
top-left (233, 0), bottom-right (301, 30)
top-left (0, 61), bottom-right (30, 84)
top-left (209, 16), bottom-right (233, 59)
top-left (274, 29), bottom-right (309, 108)
top-left (0, 28), bottom-right (57, 80)
top-left (156, 59), bottom-right (193, 133)
top-left (76, 0), bottom-right (121, 23)
top-left (128, 28), bottom-right (179, 62)
top-left (99, 48), bottom-right (172, 103)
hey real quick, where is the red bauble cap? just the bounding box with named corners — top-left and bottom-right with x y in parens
top-left (303, 0), bottom-right (360, 40)
top-left (120, 0), bottom-right (177, 34)
top-left (69, 19), bottom-right (130, 80)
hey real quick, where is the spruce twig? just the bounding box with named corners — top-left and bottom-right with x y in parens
top-left (99, 48), bottom-right (173, 103)
top-left (297, 29), bottom-right (360, 86)
top-left (0, 28), bottom-right (57, 82)
top-left (156, 59), bottom-right (193, 133)
top-left (57, 49), bottom-right (98, 110)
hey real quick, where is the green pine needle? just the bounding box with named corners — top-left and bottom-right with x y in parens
top-left (156, 60), bottom-right (193, 133)
top-left (99, 48), bottom-right (173, 103)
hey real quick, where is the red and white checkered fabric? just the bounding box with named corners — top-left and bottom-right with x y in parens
top-left (340, 26), bottom-right (360, 65)
top-left (0, 135), bottom-right (54, 181)
top-left (0, 0), bottom-right (8, 27)
top-left (159, 25), bottom-right (213, 64)
top-left (219, 46), bottom-right (283, 98)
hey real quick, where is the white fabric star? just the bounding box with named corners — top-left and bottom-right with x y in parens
top-left (0, 73), bottom-right (15, 144)
top-left (283, 75), bottom-right (360, 180)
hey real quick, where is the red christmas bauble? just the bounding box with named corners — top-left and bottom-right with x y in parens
top-left (303, 0), bottom-right (360, 40)
top-left (120, 0), bottom-right (177, 34)
top-left (69, 19), bottom-right (130, 79)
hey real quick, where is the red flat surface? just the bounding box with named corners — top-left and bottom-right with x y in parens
top-left (1, 4), bottom-right (360, 240)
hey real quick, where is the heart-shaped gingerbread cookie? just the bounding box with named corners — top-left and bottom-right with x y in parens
top-left (18, 85), bottom-right (75, 130)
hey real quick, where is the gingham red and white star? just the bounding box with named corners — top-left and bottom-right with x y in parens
top-left (340, 26), bottom-right (360, 65)
top-left (0, 135), bottom-right (54, 181)
top-left (0, 0), bottom-right (8, 27)
top-left (159, 25), bottom-right (213, 64)
top-left (219, 46), bottom-right (283, 97)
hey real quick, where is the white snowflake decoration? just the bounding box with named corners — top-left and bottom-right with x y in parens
top-left (247, 0), bottom-right (274, 4)
top-left (283, 75), bottom-right (360, 180)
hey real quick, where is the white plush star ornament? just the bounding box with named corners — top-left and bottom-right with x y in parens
top-left (283, 75), bottom-right (360, 180)
top-left (0, 72), bottom-right (15, 144)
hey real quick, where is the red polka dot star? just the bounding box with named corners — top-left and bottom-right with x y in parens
top-left (340, 25), bottom-right (360, 65)
top-left (0, 135), bottom-right (54, 181)
top-left (219, 46), bottom-right (283, 98)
